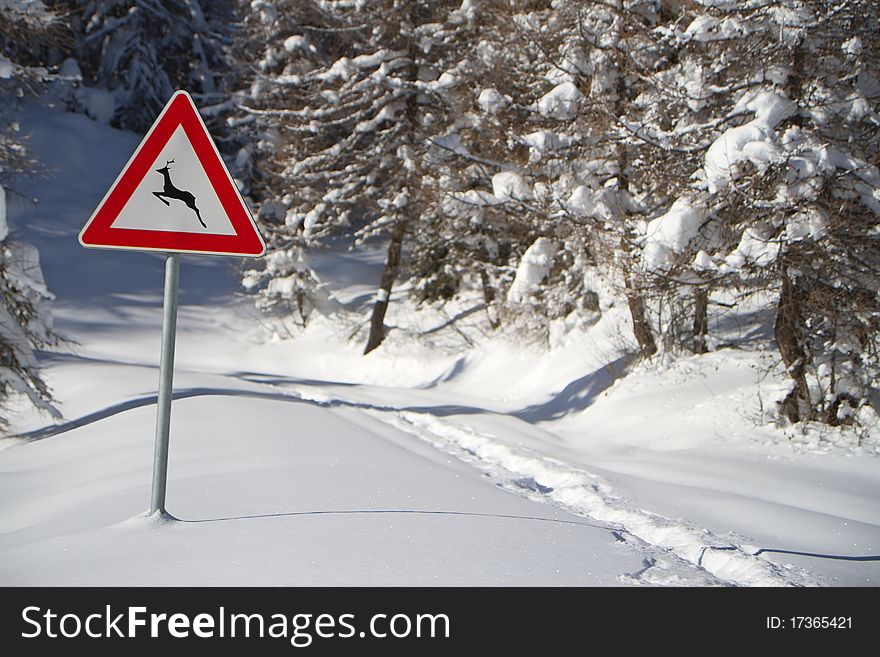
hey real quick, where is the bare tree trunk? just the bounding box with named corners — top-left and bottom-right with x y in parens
top-left (693, 287), bottom-right (709, 354)
top-left (479, 269), bottom-right (500, 330)
top-left (624, 274), bottom-right (657, 358)
top-left (775, 267), bottom-right (811, 421)
top-left (364, 220), bottom-right (406, 354)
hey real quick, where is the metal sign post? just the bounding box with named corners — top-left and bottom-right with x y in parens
top-left (150, 254), bottom-right (181, 515)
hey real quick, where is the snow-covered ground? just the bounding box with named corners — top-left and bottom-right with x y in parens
top-left (1, 102), bottom-right (878, 586)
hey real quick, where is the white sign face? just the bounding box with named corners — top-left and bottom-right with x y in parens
top-left (110, 125), bottom-right (237, 236)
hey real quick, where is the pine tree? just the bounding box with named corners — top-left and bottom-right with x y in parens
top-left (76, 0), bottom-right (236, 132)
top-left (0, 0), bottom-right (63, 430)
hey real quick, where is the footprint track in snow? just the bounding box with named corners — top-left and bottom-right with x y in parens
top-left (371, 409), bottom-right (819, 587)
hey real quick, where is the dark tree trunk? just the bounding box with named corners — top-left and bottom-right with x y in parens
top-left (624, 273), bottom-right (657, 358)
top-left (775, 267), bottom-right (811, 421)
top-left (364, 220), bottom-right (406, 354)
top-left (480, 269), bottom-right (500, 330)
top-left (693, 287), bottom-right (709, 354)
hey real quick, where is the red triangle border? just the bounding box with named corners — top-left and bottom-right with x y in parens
top-left (79, 91), bottom-right (265, 257)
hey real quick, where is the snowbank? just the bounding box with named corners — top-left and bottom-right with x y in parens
top-left (75, 87), bottom-right (116, 124)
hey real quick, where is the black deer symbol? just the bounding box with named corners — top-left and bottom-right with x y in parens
top-left (153, 159), bottom-right (206, 228)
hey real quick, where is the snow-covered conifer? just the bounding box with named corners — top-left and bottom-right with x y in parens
top-left (76, 0), bottom-right (235, 131)
top-left (0, 0), bottom-right (62, 430)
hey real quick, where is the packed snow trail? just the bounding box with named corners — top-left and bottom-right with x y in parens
top-left (370, 410), bottom-right (815, 586)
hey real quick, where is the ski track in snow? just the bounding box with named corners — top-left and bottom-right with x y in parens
top-left (366, 409), bottom-right (819, 587)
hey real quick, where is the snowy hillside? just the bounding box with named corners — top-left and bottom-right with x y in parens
top-left (1, 102), bottom-right (878, 587)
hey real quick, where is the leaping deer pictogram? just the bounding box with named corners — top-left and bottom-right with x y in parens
top-left (153, 159), bottom-right (206, 228)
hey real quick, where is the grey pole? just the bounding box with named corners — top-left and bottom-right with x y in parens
top-left (150, 254), bottom-right (181, 515)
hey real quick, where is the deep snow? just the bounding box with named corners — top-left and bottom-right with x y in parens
top-left (1, 101), bottom-right (878, 586)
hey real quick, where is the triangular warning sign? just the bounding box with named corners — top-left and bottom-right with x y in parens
top-left (79, 90), bottom-right (265, 257)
